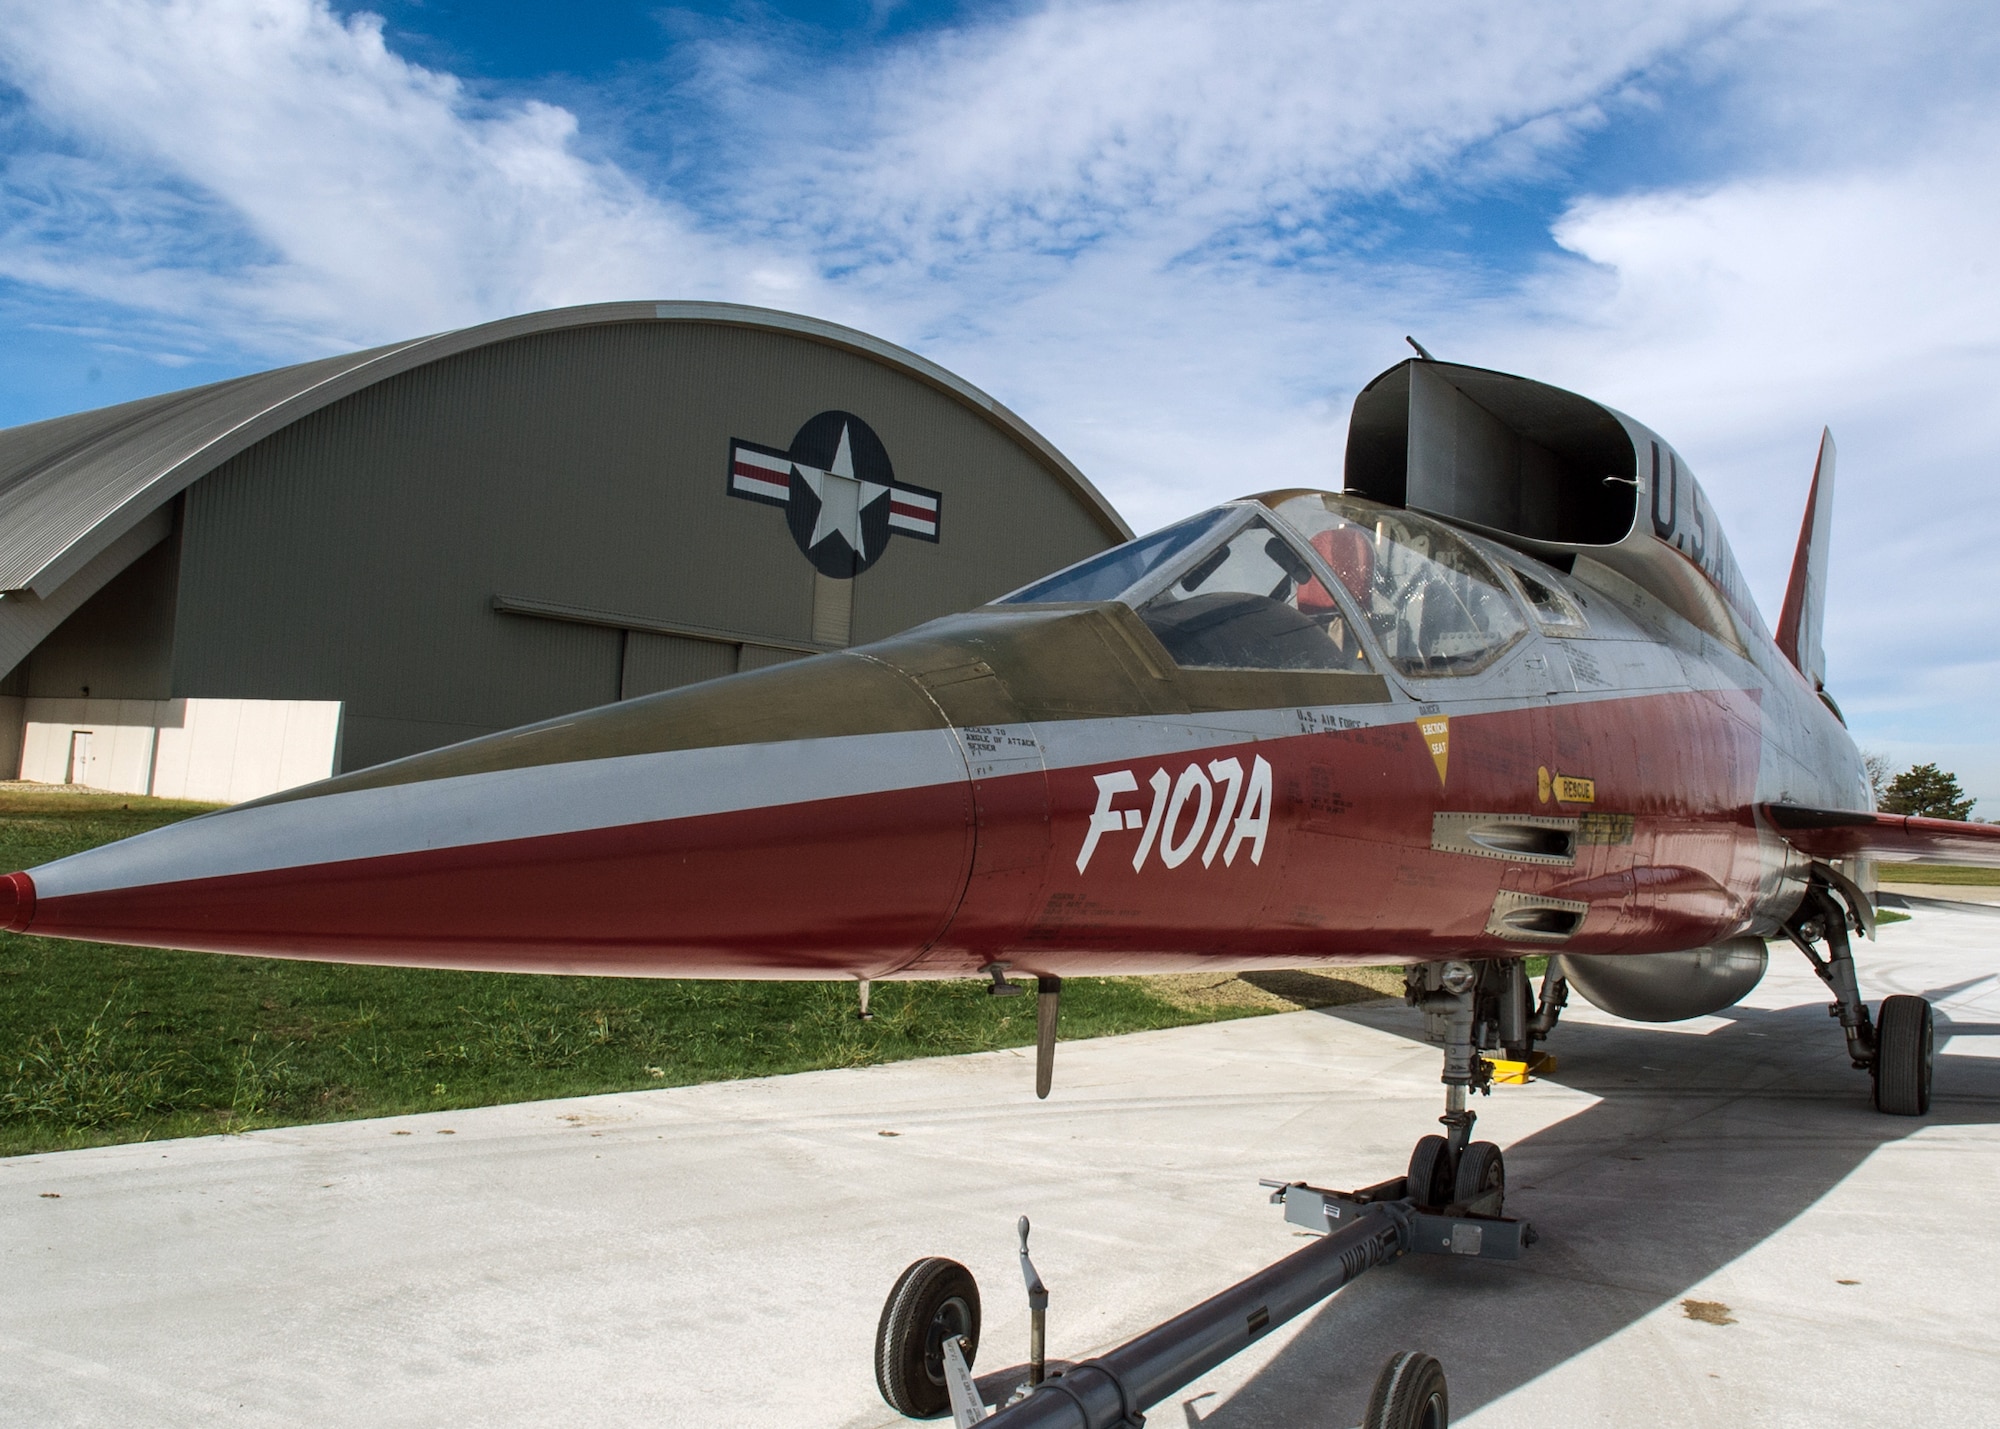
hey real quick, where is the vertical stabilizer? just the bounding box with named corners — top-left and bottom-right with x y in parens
top-left (1776, 429), bottom-right (1836, 687)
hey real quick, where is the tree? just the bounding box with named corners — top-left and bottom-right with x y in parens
top-left (1862, 750), bottom-right (1893, 805)
top-left (1880, 762), bottom-right (1976, 820)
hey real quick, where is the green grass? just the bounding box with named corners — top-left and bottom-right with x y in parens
top-left (1876, 863), bottom-right (2000, 886)
top-left (0, 789), bottom-right (1284, 1157)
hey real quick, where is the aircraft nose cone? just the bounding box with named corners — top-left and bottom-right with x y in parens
top-left (1, 870), bottom-right (33, 932)
top-left (9, 652), bottom-right (980, 978)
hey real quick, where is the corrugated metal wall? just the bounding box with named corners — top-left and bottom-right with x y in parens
top-left (620, 632), bottom-right (735, 699)
top-left (22, 530), bottom-right (180, 701)
top-left (167, 321), bottom-right (1114, 771)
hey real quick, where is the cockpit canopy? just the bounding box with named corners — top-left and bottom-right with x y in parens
top-left (998, 492), bottom-right (1530, 678)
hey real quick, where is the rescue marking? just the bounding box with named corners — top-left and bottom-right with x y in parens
top-left (1539, 766), bottom-right (1596, 804)
top-left (1076, 756), bottom-right (1273, 873)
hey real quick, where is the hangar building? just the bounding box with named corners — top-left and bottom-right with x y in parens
top-left (0, 302), bottom-right (1128, 801)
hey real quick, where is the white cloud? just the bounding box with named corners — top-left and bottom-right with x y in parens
top-left (765, 1), bottom-right (2000, 781)
top-left (0, 0), bottom-right (811, 351)
top-left (705, 0), bottom-right (1787, 533)
top-left (767, 1), bottom-right (2000, 791)
top-left (732, 0), bottom-right (1744, 270)
top-left (1444, 139), bottom-right (2000, 769)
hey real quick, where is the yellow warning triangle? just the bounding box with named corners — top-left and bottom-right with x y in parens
top-left (1417, 714), bottom-right (1449, 787)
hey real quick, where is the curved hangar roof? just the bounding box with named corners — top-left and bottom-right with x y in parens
top-left (0, 302), bottom-right (1130, 687)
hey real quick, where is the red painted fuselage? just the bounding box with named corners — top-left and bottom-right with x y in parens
top-left (0, 484), bottom-right (1852, 981)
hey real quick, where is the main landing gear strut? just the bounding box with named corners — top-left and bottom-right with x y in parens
top-left (1781, 878), bottom-right (1934, 1116)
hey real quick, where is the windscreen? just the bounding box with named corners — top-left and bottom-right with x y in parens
top-left (1271, 493), bottom-right (1525, 676)
top-left (997, 508), bottom-right (1230, 606)
top-left (999, 505), bottom-right (1373, 673)
top-left (1134, 517), bottom-right (1371, 673)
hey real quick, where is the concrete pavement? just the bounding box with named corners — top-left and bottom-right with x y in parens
top-left (3, 904), bottom-right (1997, 1428)
top-left (1880, 883), bottom-right (2000, 904)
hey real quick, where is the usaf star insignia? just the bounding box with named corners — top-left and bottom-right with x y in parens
top-left (727, 410), bottom-right (941, 578)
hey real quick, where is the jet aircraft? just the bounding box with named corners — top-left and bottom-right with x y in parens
top-left (5, 354), bottom-right (1996, 1216)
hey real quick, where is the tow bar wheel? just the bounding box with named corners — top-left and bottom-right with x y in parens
top-left (1365, 1350), bottom-right (1449, 1429)
top-left (875, 1256), bottom-right (982, 1419)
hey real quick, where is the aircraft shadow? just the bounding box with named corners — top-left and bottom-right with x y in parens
top-left (1189, 974), bottom-right (2000, 1427)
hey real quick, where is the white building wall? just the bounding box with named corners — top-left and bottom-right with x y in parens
top-left (15, 698), bottom-right (343, 803)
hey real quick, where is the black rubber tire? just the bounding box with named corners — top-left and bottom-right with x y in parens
top-left (1407, 1135), bottom-right (1452, 1208)
top-left (874, 1256), bottom-right (981, 1419)
top-left (1364, 1349), bottom-right (1449, 1429)
top-left (1872, 994), bottom-right (1934, 1116)
top-left (1452, 1140), bottom-right (1505, 1212)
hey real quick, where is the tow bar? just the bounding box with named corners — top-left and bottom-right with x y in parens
top-left (874, 1175), bottom-right (1533, 1428)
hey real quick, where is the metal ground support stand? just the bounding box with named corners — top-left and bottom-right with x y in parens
top-left (874, 1178), bottom-right (1533, 1429)
top-left (1780, 877), bottom-right (1936, 1116)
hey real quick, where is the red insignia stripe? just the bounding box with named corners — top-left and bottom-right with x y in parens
top-left (732, 461), bottom-right (792, 497)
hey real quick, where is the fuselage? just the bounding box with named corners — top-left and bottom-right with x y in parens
top-left (0, 488), bottom-right (1862, 981)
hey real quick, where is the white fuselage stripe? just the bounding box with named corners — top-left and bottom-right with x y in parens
top-left (30, 683), bottom-right (1733, 898)
top-left (31, 729), bottom-right (971, 898)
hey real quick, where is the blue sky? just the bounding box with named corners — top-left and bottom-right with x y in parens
top-left (2, 1), bottom-right (1998, 798)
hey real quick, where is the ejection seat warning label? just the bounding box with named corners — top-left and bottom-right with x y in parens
top-left (1416, 711), bottom-right (1449, 787)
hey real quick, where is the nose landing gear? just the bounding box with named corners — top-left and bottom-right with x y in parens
top-left (1402, 958), bottom-right (1539, 1213)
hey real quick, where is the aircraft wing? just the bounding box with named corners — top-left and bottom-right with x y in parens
top-left (1763, 803), bottom-right (2000, 868)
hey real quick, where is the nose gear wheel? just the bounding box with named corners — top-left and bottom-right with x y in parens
top-left (1406, 1135), bottom-right (1453, 1208)
top-left (1452, 1141), bottom-right (1505, 1212)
